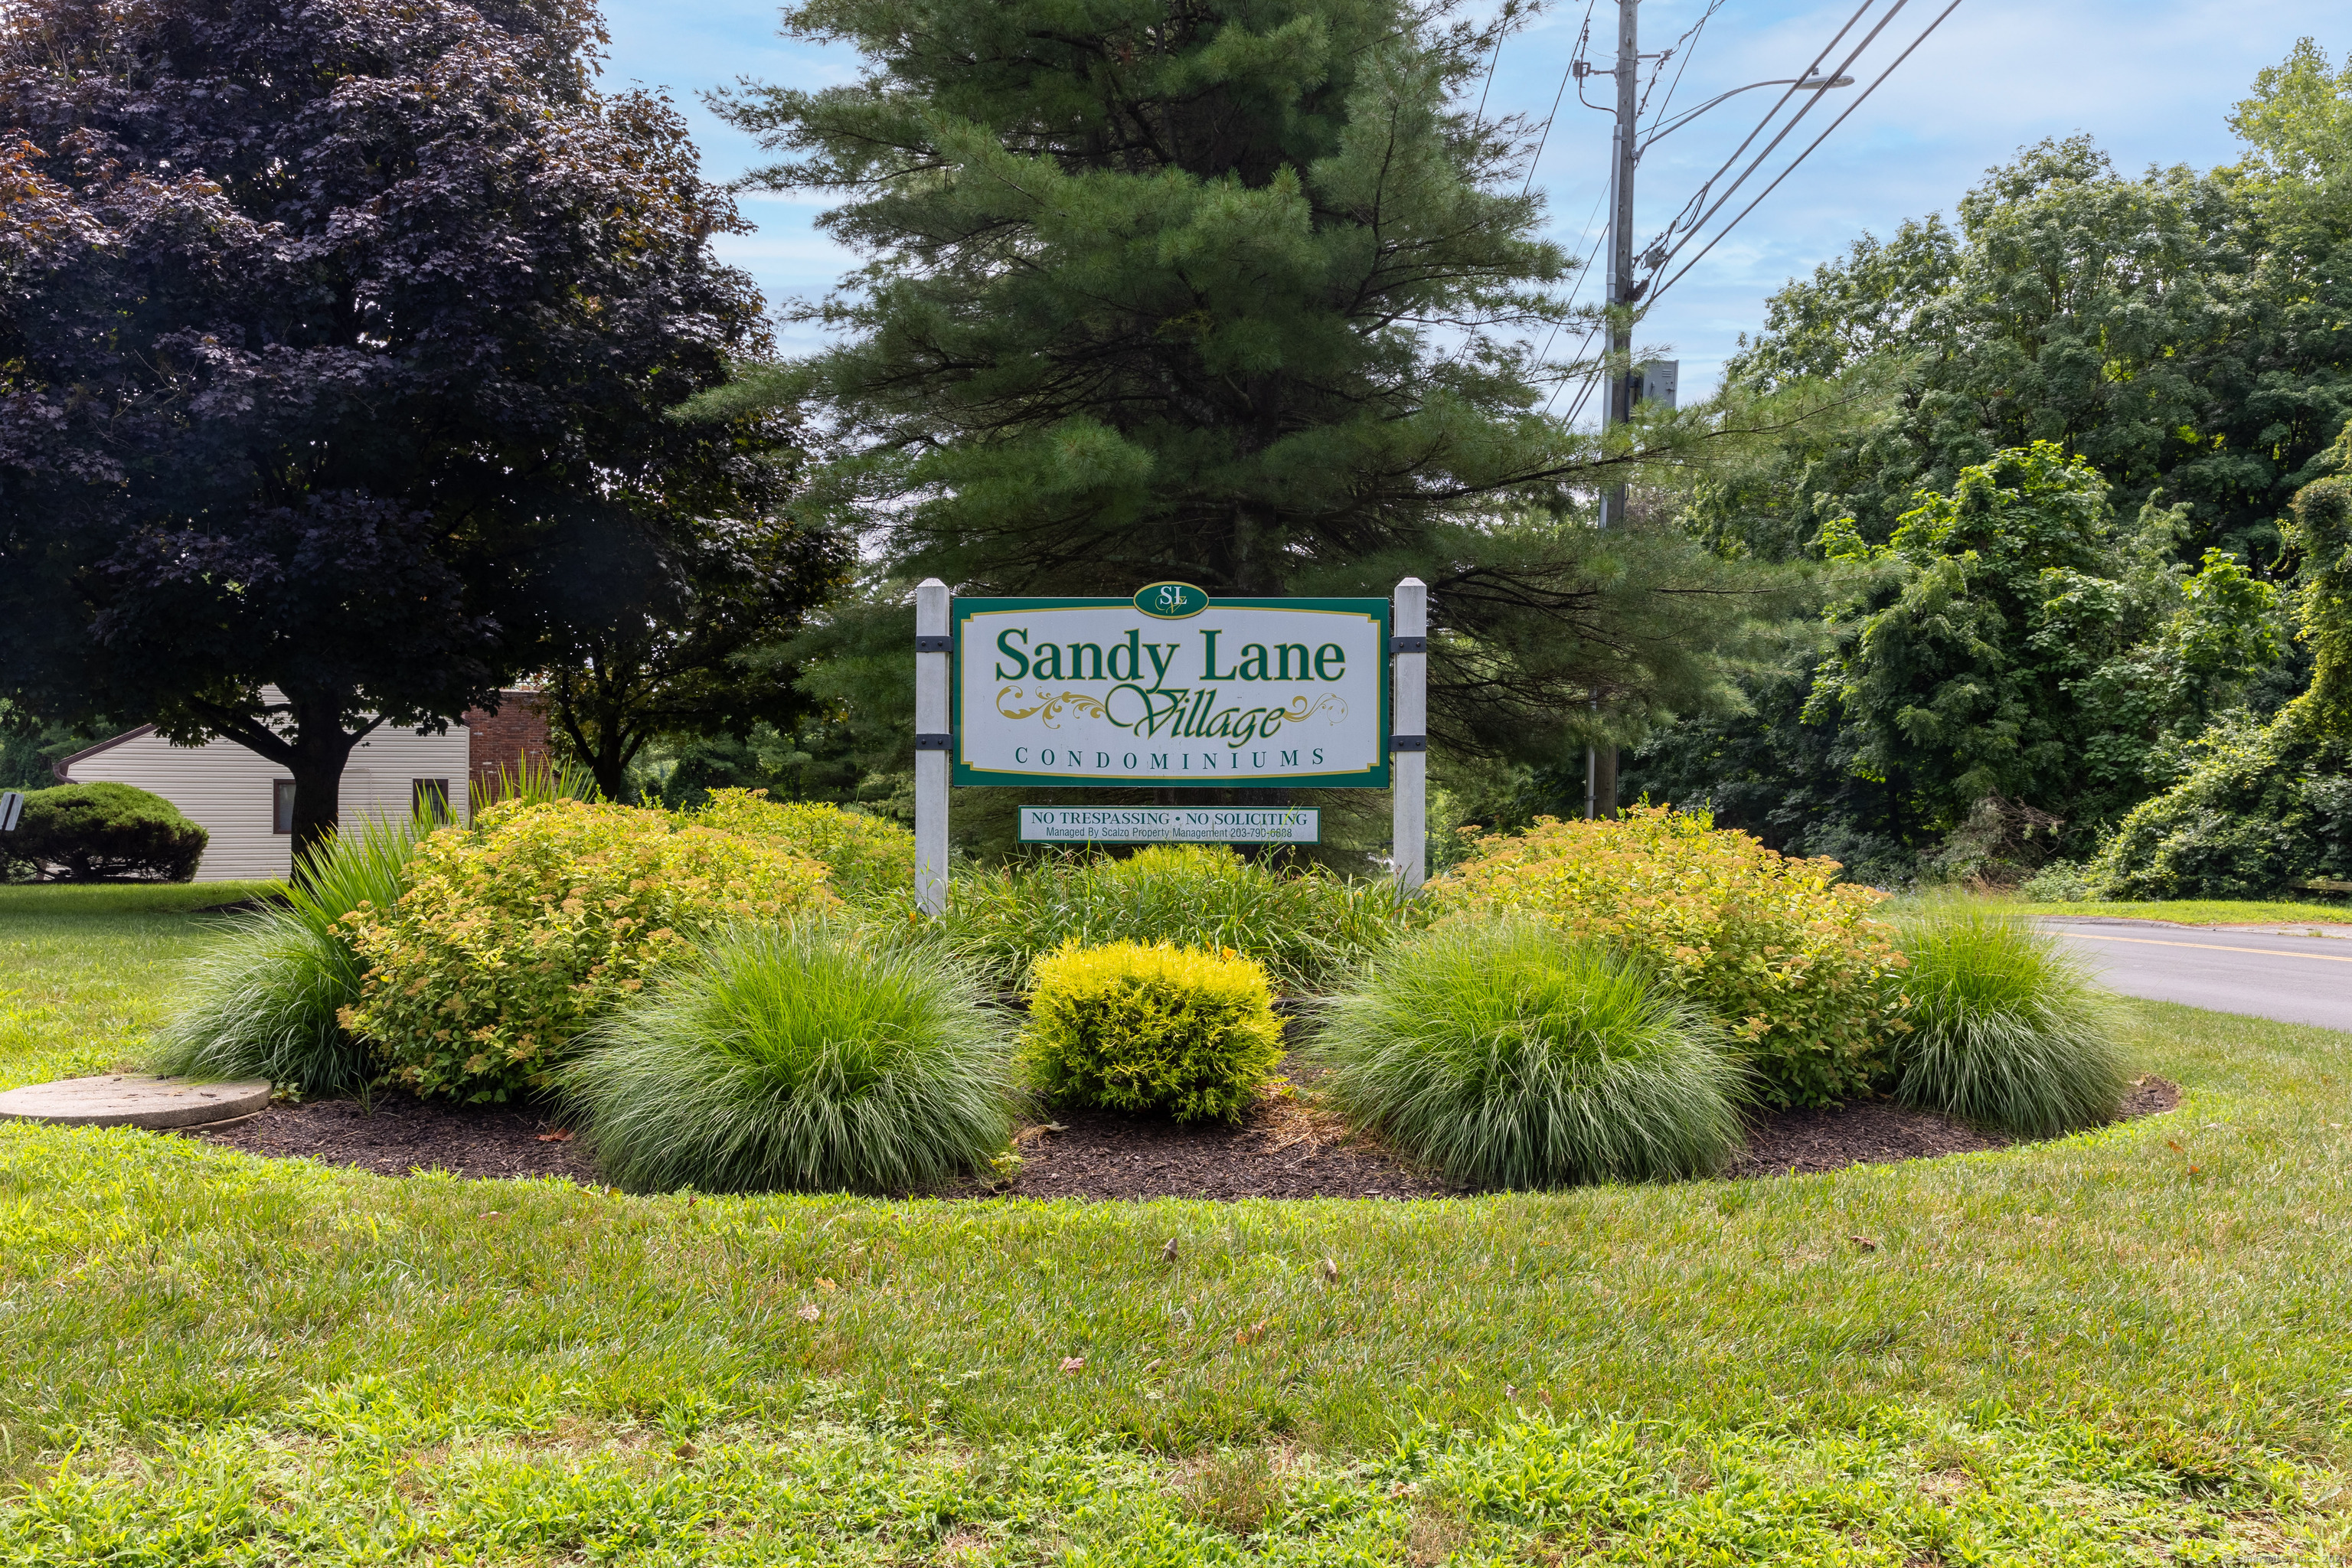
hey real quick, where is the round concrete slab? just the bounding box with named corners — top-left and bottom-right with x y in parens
top-left (0, 1074), bottom-right (272, 1130)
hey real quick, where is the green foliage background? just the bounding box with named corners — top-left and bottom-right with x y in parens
top-left (1623, 43), bottom-right (2352, 892)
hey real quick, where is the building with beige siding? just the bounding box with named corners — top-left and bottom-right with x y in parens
top-left (54, 689), bottom-right (547, 881)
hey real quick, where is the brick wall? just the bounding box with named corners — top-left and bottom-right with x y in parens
top-left (463, 689), bottom-right (551, 801)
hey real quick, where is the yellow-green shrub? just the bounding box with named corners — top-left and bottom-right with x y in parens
top-left (344, 799), bottom-right (835, 1101)
top-left (1019, 941), bottom-right (1284, 1122)
top-left (686, 789), bottom-right (915, 905)
top-left (1430, 805), bottom-right (1909, 1106)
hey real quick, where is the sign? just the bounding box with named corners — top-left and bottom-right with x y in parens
top-left (952, 596), bottom-right (1390, 788)
top-left (1018, 806), bottom-right (1319, 844)
top-left (0, 792), bottom-right (20, 835)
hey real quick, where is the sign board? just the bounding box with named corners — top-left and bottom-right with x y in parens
top-left (0, 792), bottom-right (20, 835)
top-left (1018, 806), bottom-right (1319, 844)
top-left (952, 588), bottom-right (1389, 789)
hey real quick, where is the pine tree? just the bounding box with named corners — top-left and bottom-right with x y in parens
top-left (699, 0), bottom-right (1795, 766)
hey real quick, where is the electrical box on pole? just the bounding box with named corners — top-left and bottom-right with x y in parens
top-left (1634, 358), bottom-right (1678, 410)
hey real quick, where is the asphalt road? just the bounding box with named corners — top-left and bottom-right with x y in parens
top-left (2041, 920), bottom-right (2352, 1033)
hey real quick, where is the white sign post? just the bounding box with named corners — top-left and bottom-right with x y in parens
top-left (914, 578), bottom-right (951, 916)
top-left (1390, 577), bottom-right (1427, 896)
top-left (909, 577), bottom-right (1427, 910)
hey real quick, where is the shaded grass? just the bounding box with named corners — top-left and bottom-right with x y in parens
top-left (3, 893), bottom-right (2352, 1558)
top-left (2003, 896), bottom-right (2352, 926)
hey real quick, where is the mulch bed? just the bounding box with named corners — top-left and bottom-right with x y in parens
top-left (196, 1093), bottom-right (598, 1183)
top-left (188, 1075), bottom-right (2181, 1198)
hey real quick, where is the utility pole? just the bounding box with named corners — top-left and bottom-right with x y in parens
top-left (1586, 0), bottom-right (1637, 822)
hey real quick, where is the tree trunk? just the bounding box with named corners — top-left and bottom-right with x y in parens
top-left (191, 687), bottom-right (377, 881)
top-left (284, 691), bottom-right (375, 874)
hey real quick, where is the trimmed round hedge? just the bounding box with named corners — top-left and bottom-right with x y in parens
top-left (565, 922), bottom-right (1018, 1194)
top-left (5, 782), bottom-right (207, 881)
top-left (1312, 916), bottom-right (1742, 1188)
top-left (1019, 939), bottom-right (1285, 1122)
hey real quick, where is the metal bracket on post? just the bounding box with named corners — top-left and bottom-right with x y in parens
top-left (1391, 577), bottom-right (1428, 897)
top-left (914, 580), bottom-right (950, 916)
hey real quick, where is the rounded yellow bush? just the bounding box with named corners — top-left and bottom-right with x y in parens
top-left (1019, 941), bottom-right (1283, 1122)
top-left (1430, 805), bottom-right (1909, 1106)
top-left (343, 799), bottom-right (836, 1101)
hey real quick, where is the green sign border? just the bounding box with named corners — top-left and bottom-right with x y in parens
top-left (951, 596), bottom-right (1393, 789)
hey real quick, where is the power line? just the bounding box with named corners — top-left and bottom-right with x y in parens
top-left (1531, 186), bottom-right (1615, 413)
top-left (1472, 2), bottom-right (1512, 122)
top-left (1645, 0), bottom-right (1967, 305)
top-left (1637, 0), bottom-right (1726, 139)
top-left (1645, 0), bottom-right (1885, 270)
top-left (1519, 0), bottom-right (1597, 198)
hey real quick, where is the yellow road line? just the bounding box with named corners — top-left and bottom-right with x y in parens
top-left (2053, 930), bottom-right (2352, 964)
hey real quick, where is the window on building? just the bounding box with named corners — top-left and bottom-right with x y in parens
top-left (272, 780), bottom-right (296, 835)
top-left (413, 778), bottom-right (452, 822)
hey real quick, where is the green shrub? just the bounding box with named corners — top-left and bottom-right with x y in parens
top-left (4, 782), bottom-right (207, 881)
top-left (1891, 903), bottom-right (2128, 1137)
top-left (150, 813), bottom-right (423, 1093)
top-left (1020, 940), bottom-right (1284, 1122)
top-left (344, 799), bottom-right (836, 1102)
top-left (942, 844), bottom-right (1408, 995)
top-left (565, 921), bottom-right (1017, 1194)
top-left (687, 789), bottom-right (915, 904)
top-left (1311, 917), bottom-right (1742, 1188)
top-left (1431, 805), bottom-right (1911, 1107)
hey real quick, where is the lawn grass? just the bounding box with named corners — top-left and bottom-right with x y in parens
top-left (2, 888), bottom-right (2350, 1561)
top-left (2004, 896), bottom-right (2352, 926)
top-left (0, 881), bottom-right (279, 1092)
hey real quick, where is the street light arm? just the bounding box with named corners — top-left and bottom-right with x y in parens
top-left (1639, 75), bottom-right (1852, 152)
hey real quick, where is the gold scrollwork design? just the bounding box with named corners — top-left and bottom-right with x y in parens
top-left (1275, 694), bottom-right (1348, 727)
top-left (995, 688), bottom-right (1108, 728)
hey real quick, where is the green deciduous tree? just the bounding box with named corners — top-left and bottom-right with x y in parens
top-left (2092, 420), bottom-right (2352, 897)
top-left (1630, 445), bottom-right (2284, 877)
top-left (0, 0), bottom-right (795, 858)
top-left (531, 508), bottom-right (854, 802)
top-left (1808, 443), bottom-right (2278, 842)
top-left (1632, 45), bottom-right (2352, 876)
top-left (1707, 109), bottom-right (2352, 570)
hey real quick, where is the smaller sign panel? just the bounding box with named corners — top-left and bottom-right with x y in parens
top-left (1018, 806), bottom-right (1320, 845)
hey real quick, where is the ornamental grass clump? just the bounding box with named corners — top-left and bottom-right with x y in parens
top-left (1021, 941), bottom-right (1284, 1122)
top-left (943, 844), bottom-right (1406, 994)
top-left (344, 799), bottom-right (835, 1102)
top-left (150, 812), bottom-right (425, 1094)
top-left (1891, 902), bottom-right (2128, 1136)
top-left (565, 922), bottom-right (1018, 1194)
top-left (686, 789), bottom-right (915, 906)
top-left (1312, 918), bottom-right (1741, 1188)
top-left (1432, 805), bottom-right (1909, 1106)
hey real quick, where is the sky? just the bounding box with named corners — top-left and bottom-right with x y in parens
top-left (595, 0), bottom-right (2337, 410)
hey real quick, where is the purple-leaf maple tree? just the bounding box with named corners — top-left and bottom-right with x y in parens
top-left (0, 0), bottom-right (795, 856)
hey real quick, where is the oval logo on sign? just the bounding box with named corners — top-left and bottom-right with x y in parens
top-left (1134, 581), bottom-right (1210, 619)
